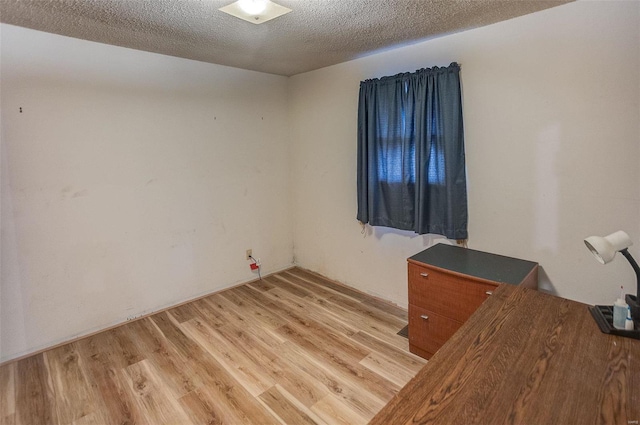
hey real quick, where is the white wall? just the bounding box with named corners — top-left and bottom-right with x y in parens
top-left (290, 1), bottom-right (640, 308)
top-left (0, 25), bottom-right (293, 361)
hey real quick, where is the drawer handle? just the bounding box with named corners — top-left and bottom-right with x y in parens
top-left (485, 291), bottom-right (493, 296)
top-left (420, 272), bottom-right (429, 278)
top-left (420, 315), bottom-right (429, 320)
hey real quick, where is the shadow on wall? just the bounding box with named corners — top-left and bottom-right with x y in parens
top-left (537, 266), bottom-right (557, 296)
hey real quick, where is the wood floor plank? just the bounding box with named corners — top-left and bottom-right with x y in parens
top-left (361, 297), bottom-right (408, 321)
top-left (279, 271), bottom-right (340, 300)
top-left (259, 385), bottom-right (323, 425)
top-left (189, 298), bottom-right (230, 329)
top-left (151, 312), bottom-right (281, 424)
top-left (217, 320), bottom-right (331, 408)
top-left (249, 278), bottom-right (277, 292)
top-left (2, 413), bottom-right (16, 425)
top-left (218, 285), bottom-right (289, 331)
top-left (257, 286), bottom-right (358, 337)
top-left (75, 333), bottom-right (143, 425)
top-left (263, 274), bottom-right (315, 299)
top-left (200, 293), bottom-right (256, 330)
top-left (121, 359), bottom-right (192, 425)
top-left (278, 342), bottom-right (387, 420)
top-left (167, 302), bottom-right (199, 324)
top-left (4, 268), bottom-right (421, 425)
top-left (350, 331), bottom-right (426, 373)
top-left (181, 318), bottom-right (276, 397)
top-left (359, 352), bottom-right (417, 387)
top-left (274, 324), bottom-right (400, 405)
top-left (201, 294), bottom-right (288, 344)
top-left (149, 311), bottom-right (204, 359)
top-left (181, 307), bottom-right (331, 410)
top-left (193, 380), bottom-right (279, 425)
top-left (286, 268), bottom-right (369, 302)
top-left (124, 318), bottom-right (204, 399)
top-left (108, 326), bottom-right (146, 367)
top-left (275, 319), bottom-right (370, 367)
top-left (15, 355), bottom-right (58, 425)
top-left (311, 393), bottom-right (368, 425)
top-left (44, 343), bottom-right (97, 424)
top-left (271, 275), bottom-right (408, 350)
top-left (0, 361), bottom-right (16, 419)
top-left (303, 295), bottom-right (409, 350)
top-left (71, 410), bottom-right (110, 425)
top-left (268, 365), bottom-right (331, 411)
top-left (178, 390), bottom-right (227, 425)
top-left (326, 294), bottom-right (407, 330)
top-left (281, 272), bottom-right (408, 330)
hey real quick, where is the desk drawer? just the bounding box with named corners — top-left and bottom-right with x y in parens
top-left (408, 263), bottom-right (497, 322)
top-left (408, 304), bottom-right (463, 357)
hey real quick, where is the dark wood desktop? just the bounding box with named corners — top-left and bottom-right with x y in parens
top-left (371, 284), bottom-right (640, 424)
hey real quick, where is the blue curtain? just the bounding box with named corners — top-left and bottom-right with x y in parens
top-left (357, 62), bottom-right (468, 239)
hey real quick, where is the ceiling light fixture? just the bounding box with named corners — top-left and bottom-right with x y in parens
top-left (219, 0), bottom-right (292, 25)
top-left (237, 0), bottom-right (268, 15)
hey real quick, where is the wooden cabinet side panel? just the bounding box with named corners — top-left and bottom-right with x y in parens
top-left (519, 265), bottom-right (539, 290)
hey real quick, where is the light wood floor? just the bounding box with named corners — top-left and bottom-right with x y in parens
top-left (0, 267), bottom-right (426, 425)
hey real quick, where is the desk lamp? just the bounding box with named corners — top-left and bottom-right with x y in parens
top-left (584, 230), bottom-right (640, 323)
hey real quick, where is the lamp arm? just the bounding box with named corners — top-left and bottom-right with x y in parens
top-left (620, 248), bottom-right (640, 297)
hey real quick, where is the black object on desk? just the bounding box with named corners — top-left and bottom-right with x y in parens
top-left (589, 305), bottom-right (640, 339)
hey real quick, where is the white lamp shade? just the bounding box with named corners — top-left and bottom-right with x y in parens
top-left (584, 230), bottom-right (633, 264)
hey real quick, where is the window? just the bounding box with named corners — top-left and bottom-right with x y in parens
top-left (356, 63), bottom-right (467, 239)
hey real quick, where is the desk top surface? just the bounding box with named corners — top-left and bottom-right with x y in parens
top-left (370, 285), bottom-right (640, 425)
top-left (408, 244), bottom-right (538, 285)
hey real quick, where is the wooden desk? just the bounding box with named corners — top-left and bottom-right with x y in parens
top-left (371, 285), bottom-right (640, 424)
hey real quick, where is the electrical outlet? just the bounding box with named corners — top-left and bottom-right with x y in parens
top-left (246, 249), bottom-right (252, 260)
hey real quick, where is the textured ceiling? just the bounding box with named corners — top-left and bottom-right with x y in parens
top-left (0, 0), bottom-right (572, 76)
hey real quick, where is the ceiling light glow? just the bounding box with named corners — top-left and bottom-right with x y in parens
top-left (237, 0), bottom-right (268, 15)
top-left (219, 0), bottom-right (291, 25)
